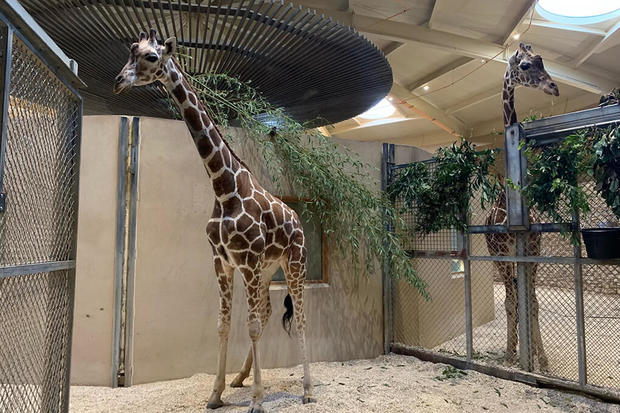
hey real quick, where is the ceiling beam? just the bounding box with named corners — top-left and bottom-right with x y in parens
top-left (382, 41), bottom-right (404, 56)
top-left (426, 0), bottom-right (441, 29)
top-left (352, 14), bottom-right (616, 94)
top-left (501, 0), bottom-right (535, 45)
top-left (574, 20), bottom-right (620, 67)
top-left (446, 85), bottom-right (502, 114)
top-left (406, 56), bottom-right (473, 92)
top-left (523, 19), bottom-right (607, 36)
top-left (391, 82), bottom-right (467, 137)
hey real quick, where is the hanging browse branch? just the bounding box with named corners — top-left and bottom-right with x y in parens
top-left (181, 72), bottom-right (429, 299)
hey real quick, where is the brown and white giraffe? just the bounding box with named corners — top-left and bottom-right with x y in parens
top-left (113, 30), bottom-right (315, 413)
top-left (485, 42), bottom-right (558, 370)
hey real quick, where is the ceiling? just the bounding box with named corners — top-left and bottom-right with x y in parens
top-left (299, 0), bottom-right (620, 150)
top-left (20, 0), bottom-right (391, 125)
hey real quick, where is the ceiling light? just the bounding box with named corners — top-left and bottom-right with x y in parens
top-left (358, 98), bottom-right (396, 120)
top-left (536, 0), bottom-right (620, 24)
top-left (423, 85), bottom-right (430, 91)
top-left (512, 33), bottom-right (520, 40)
top-left (481, 59), bottom-right (486, 63)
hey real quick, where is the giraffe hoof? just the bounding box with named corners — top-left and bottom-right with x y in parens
top-left (303, 396), bottom-right (317, 404)
top-left (206, 399), bottom-right (224, 410)
top-left (247, 406), bottom-right (265, 413)
top-left (230, 376), bottom-right (245, 388)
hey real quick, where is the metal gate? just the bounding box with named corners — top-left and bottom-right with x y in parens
top-left (0, 1), bottom-right (82, 412)
top-left (384, 105), bottom-right (620, 402)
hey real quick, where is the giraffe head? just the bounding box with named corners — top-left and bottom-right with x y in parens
top-left (113, 29), bottom-right (177, 94)
top-left (507, 43), bottom-right (559, 97)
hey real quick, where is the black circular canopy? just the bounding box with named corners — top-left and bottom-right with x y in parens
top-left (20, 1), bottom-right (392, 125)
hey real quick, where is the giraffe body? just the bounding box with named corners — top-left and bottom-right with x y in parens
top-left (114, 30), bottom-right (315, 412)
top-left (486, 43), bottom-right (558, 370)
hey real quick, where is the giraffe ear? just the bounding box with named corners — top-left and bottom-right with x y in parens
top-left (164, 37), bottom-right (177, 58)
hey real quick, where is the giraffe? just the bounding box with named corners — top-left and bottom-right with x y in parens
top-left (485, 42), bottom-right (558, 370)
top-left (113, 30), bottom-right (315, 413)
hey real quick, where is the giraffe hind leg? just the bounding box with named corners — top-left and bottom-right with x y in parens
top-left (231, 264), bottom-right (278, 388)
top-left (231, 284), bottom-right (273, 388)
top-left (284, 249), bottom-right (315, 404)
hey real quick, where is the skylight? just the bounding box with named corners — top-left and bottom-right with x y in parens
top-left (536, 0), bottom-right (620, 25)
top-left (358, 98), bottom-right (396, 120)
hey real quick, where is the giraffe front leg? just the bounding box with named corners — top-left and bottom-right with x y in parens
top-left (207, 257), bottom-right (234, 410)
top-left (240, 267), bottom-right (266, 413)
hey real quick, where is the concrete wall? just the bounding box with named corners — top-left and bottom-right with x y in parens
top-left (72, 115), bottom-right (386, 385)
top-left (71, 116), bottom-right (120, 386)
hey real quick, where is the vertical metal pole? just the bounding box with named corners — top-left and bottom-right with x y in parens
top-left (516, 232), bottom-right (533, 371)
top-left (506, 123), bottom-right (533, 371)
top-left (504, 124), bottom-right (529, 231)
top-left (61, 98), bottom-right (82, 413)
top-left (123, 117), bottom-right (140, 387)
top-left (381, 143), bottom-right (394, 354)
top-left (112, 117), bottom-right (130, 387)
top-left (0, 23), bottom-right (12, 213)
top-left (572, 212), bottom-right (587, 386)
top-left (462, 227), bottom-right (473, 361)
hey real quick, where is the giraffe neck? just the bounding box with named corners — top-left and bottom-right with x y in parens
top-left (162, 58), bottom-right (246, 200)
top-left (502, 67), bottom-right (517, 128)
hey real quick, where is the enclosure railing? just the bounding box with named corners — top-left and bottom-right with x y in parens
top-left (384, 104), bottom-right (620, 403)
top-left (0, 1), bottom-right (82, 412)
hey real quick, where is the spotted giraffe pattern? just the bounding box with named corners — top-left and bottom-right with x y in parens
top-left (485, 43), bottom-right (558, 370)
top-left (114, 30), bottom-right (315, 413)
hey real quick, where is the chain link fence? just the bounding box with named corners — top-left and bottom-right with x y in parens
top-left (387, 135), bottom-right (620, 401)
top-left (0, 10), bottom-right (82, 413)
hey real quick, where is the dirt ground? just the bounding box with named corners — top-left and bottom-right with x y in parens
top-left (70, 354), bottom-right (620, 413)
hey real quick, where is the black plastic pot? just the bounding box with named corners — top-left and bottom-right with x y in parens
top-left (581, 228), bottom-right (620, 259)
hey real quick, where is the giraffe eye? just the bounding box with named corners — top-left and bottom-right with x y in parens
top-left (519, 62), bottom-right (531, 70)
top-left (145, 53), bottom-right (159, 63)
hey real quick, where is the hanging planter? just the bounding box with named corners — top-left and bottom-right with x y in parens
top-left (581, 228), bottom-right (620, 259)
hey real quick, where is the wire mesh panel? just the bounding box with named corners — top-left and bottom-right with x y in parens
top-left (0, 271), bottom-right (74, 413)
top-left (582, 265), bottom-right (620, 390)
top-left (0, 19), bottom-right (81, 413)
top-left (0, 37), bottom-right (80, 266)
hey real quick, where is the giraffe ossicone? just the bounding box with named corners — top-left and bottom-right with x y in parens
top-left (486, 42), bottom-right (558, 370)
top-left (114, 29), bottom-right (316, 412)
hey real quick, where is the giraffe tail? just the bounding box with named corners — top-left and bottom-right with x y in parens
top-left (282, 294), bottom-right (294, 337)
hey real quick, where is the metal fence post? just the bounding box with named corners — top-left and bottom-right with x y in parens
top-left (572, 212), bottom-right (587, 386)
top-left (463, 228), bottom-right (473, 361)
top-left (505, 123), bottom-right (533, 371)
top-left (381, 142), bottom-right (395, 354)
top-left (0, 22), bottom-right (12, 212)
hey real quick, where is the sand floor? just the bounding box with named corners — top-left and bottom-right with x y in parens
top-left (70, 354), bottom-right (620, 413)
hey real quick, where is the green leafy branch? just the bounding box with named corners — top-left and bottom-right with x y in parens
top-left (387, 139), bottom-right (501, 234)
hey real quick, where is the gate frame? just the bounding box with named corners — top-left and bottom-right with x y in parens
top-left (385, 103), bottom-right (620, 403)
top-left (0, 1), bottom-right (83, 412)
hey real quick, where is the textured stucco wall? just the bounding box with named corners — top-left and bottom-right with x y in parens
top-left (72, 115), bottom-right (385, 385)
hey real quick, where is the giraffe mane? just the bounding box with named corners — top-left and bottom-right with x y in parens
top-left (170, 57), bottom-right (254, 173)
